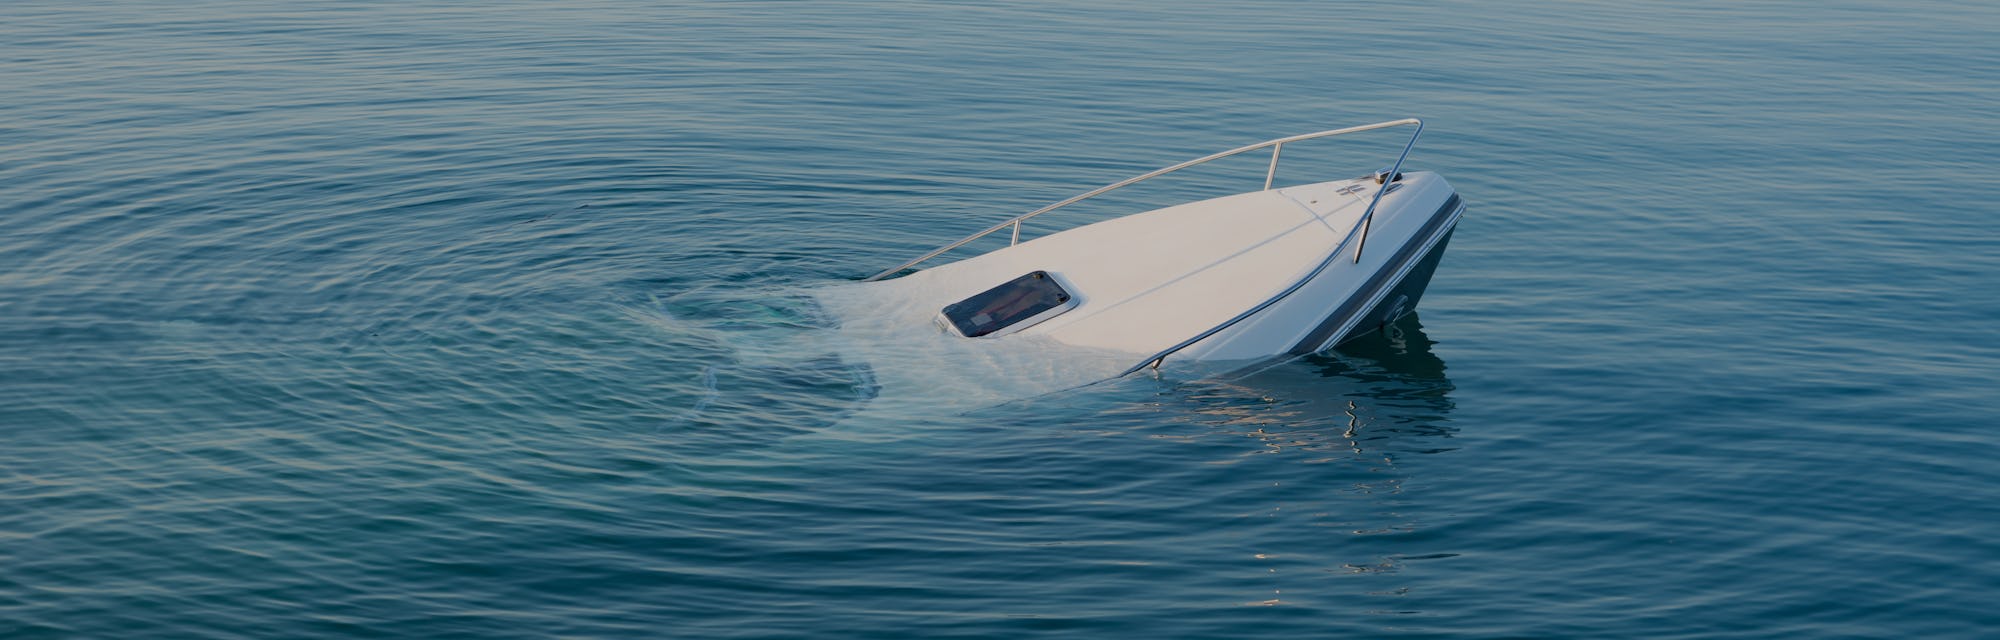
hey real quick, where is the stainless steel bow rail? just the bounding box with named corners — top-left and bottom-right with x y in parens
top-left (862, 118), bottom-right (1424, 283)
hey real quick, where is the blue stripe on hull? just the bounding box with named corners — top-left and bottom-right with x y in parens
top-left (1333, 227), bottom-right (1454, 348)
top-left (1288, 193), bottom-right (1462, 355)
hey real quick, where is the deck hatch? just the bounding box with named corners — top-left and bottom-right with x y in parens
top-left (939, 271), bottom-right (1078, 338)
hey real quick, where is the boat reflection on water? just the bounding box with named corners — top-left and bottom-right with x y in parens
top-left (1168, 315), bottom-right (1459, 609)
top-left (1175, 313), bottom-right (1456, 460)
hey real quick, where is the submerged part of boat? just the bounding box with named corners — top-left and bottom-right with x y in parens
top-left (854, 119), bottom-right (1465, 378)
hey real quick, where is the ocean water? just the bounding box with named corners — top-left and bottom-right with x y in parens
top-left (4, 1), bottom-right (1997, 637)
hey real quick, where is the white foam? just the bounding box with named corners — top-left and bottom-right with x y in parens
top-left (810, 279), bottom-right (1142, 420)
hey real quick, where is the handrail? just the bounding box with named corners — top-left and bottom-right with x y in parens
top-left (861, 118), bottom-right (1423, 282)
top-left (1352, 120), bottom-right (1424, 264)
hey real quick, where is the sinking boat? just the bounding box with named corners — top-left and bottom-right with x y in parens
top-left (857, 119), bottom-right (1465, 378)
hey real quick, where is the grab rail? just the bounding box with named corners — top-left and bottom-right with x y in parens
top-left (861, 118), bottom-right (1424, 282)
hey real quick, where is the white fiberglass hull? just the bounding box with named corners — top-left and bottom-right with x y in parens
top-left (861, 171), bottom-right (1464, 370)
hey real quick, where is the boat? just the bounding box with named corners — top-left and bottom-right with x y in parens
top-left (854, 119), bottom-right (1465, 378)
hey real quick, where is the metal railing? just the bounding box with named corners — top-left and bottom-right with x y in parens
top-left (862, 118), bottom-right (1423, 282)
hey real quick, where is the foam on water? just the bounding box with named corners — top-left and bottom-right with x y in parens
top-left (810, 279), bottom-right (1140, 425)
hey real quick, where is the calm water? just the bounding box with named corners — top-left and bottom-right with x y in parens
top-left (5, 1), bottom-right (1998, 637)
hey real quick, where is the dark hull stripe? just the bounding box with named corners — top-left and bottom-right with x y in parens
top-left (1287, 192), bottom-right (1463, 355)
top-left (1340, 228), bottom-right (1454, 345)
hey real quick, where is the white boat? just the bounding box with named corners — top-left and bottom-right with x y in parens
top-left (855, 119), bottom-right (1465, 378)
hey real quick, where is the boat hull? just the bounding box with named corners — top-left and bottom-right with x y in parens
top-left (1323, 226), bottom-right (1454, 351)
top-left (1284, 198), bottom-right (1461, 355)
top-left (863, 172), bottom-right (1465, 370)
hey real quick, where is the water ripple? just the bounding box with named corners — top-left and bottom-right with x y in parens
top-left (5, 1), bottom-right (1998, 638)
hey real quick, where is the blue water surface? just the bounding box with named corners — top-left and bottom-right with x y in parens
top-left (4, 1), bottom-right (1998, 638)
